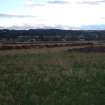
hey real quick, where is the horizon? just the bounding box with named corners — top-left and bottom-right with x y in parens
top-left (0, 28), bottom-right (105, 31)
top-left (0, 0), bottom-right (105, 30)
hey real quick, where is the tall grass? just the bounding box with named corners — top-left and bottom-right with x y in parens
top-left (0, 51), bottom-right (105, 105)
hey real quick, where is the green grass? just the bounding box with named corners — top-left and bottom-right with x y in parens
top-left (0, 50), bottom-right (105, 105)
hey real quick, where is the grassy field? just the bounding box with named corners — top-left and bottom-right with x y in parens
top-left (0, 48), bottom-right (105, 105)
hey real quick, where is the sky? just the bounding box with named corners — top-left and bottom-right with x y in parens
top-left (0, 0), bottom-right (105, 30)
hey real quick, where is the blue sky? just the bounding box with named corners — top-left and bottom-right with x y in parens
top-left (0, 0), bottom-right (105, 29)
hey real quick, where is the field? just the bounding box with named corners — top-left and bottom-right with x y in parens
top-left (0, 45), bottom-right (105, 105)
top-left (0, 41), bottom-right (95, 50)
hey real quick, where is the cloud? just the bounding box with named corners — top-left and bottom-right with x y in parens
top-left (25, 0), bottom-right (44, 6)
top-left (0, 13), bottom-right (35, 18)
top-left (25, 0), bottom-right (69, 7)
top-left (100, 16), bottom-right (105, 20)
top-left (23, 0), bottom-right (105, 28)
top-left (47, 0), bottom-right (68, 4)
top-left (1, 0), bottom-right (105, 29)
top-left (79, 0), bottom-right (105, 5)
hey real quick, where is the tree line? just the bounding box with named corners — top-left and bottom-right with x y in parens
top-left (0, 29), bottom-right (105, 42)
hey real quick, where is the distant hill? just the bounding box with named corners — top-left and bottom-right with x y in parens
top-left (0, 29), bottom-right (105, 41)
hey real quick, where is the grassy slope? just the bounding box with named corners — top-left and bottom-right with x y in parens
top-left (0, 50), bottom-right (105, 105)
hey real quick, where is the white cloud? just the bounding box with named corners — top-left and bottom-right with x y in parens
top-left (24, 0), bottom-right (105, 26)
top-left (1, 0), bottom-right (105, 29)
top-left (78, 0), bottom-right (105, 5)
top-left (0, 13), bottom-right (35, 18)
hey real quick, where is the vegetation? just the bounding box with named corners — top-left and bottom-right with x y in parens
top-left (0, 29), bottom-right (105, 42)
top-left (0, 49), bottom-right (105, 105)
